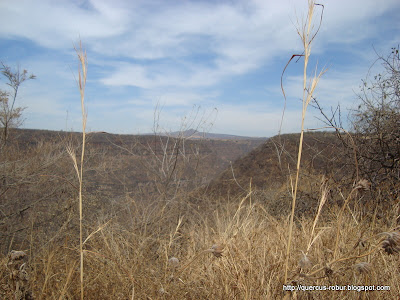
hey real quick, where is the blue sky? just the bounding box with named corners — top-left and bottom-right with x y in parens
top-left (0, 0), bottom-right (399, 137)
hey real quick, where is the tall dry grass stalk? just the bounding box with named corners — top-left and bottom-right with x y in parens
top-left (306, 176), bottom-right (329, 254)
top-left (66, 41), bottom-right (87, 300)
top-left (283, 0), bottom-right (326, 283)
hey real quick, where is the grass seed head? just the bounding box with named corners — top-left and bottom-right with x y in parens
top-left (355, 179), bottom-right (371, 192)
top-left (354, 262), bottom-right (371, 274)
top-left (168, 257), bottom-right (180, 268)
top-left (299, 251), bottom-right (312, 269)
top-left (381, 231), bottom-right (400, 255)
top-left (8, 250), bottom-right (27, 262)
top-left (210, 244), bottom-right (224, 258)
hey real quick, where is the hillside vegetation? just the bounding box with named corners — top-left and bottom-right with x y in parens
top-left (0, 128), bottom-right (264, 253)
top-left (1, 127), bottom-right (399, 299)
top-left (1, 1), bottom-right (399, 299)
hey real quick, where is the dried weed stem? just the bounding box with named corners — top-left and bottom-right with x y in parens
top-left (67, 41), bottom-right (87, 300)
top-left (283, 0), bottom-right (326, 283)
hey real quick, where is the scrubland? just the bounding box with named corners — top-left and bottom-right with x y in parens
top-left (1, 138), bottom-right (399, 299)
top-left (1, 1), bottom-right (400, 299)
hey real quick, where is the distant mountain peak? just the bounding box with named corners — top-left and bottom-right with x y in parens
top-left (160, 129), bottom-right (267, 140)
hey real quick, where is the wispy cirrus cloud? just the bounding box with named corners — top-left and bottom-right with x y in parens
top-left (0, 0), bottom-right (399, 136)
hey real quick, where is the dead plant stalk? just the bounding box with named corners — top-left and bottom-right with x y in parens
top-left (283, 0), bottom-right (326, 283)
top-left (67, 41), bottom-right (87, 300)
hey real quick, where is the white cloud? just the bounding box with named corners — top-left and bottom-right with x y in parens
top-left (0, 0), bottom-right (129, 49)
top-left (100, 63), bottom-right (225, 89)
top-left (1, 0), bottom-right (399, 136)
top-left (321, 0), bottom-right (400, 43)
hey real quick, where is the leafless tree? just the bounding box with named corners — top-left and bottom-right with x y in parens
top-left (0, 63), bottom-right (35, 145)
top-left (314, 46), bottom-right (400, 201)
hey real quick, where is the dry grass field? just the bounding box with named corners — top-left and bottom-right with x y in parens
top-left (1, 1), bottom-right (399, 299)
top-left (1, 168), bottom-right (399, 299)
